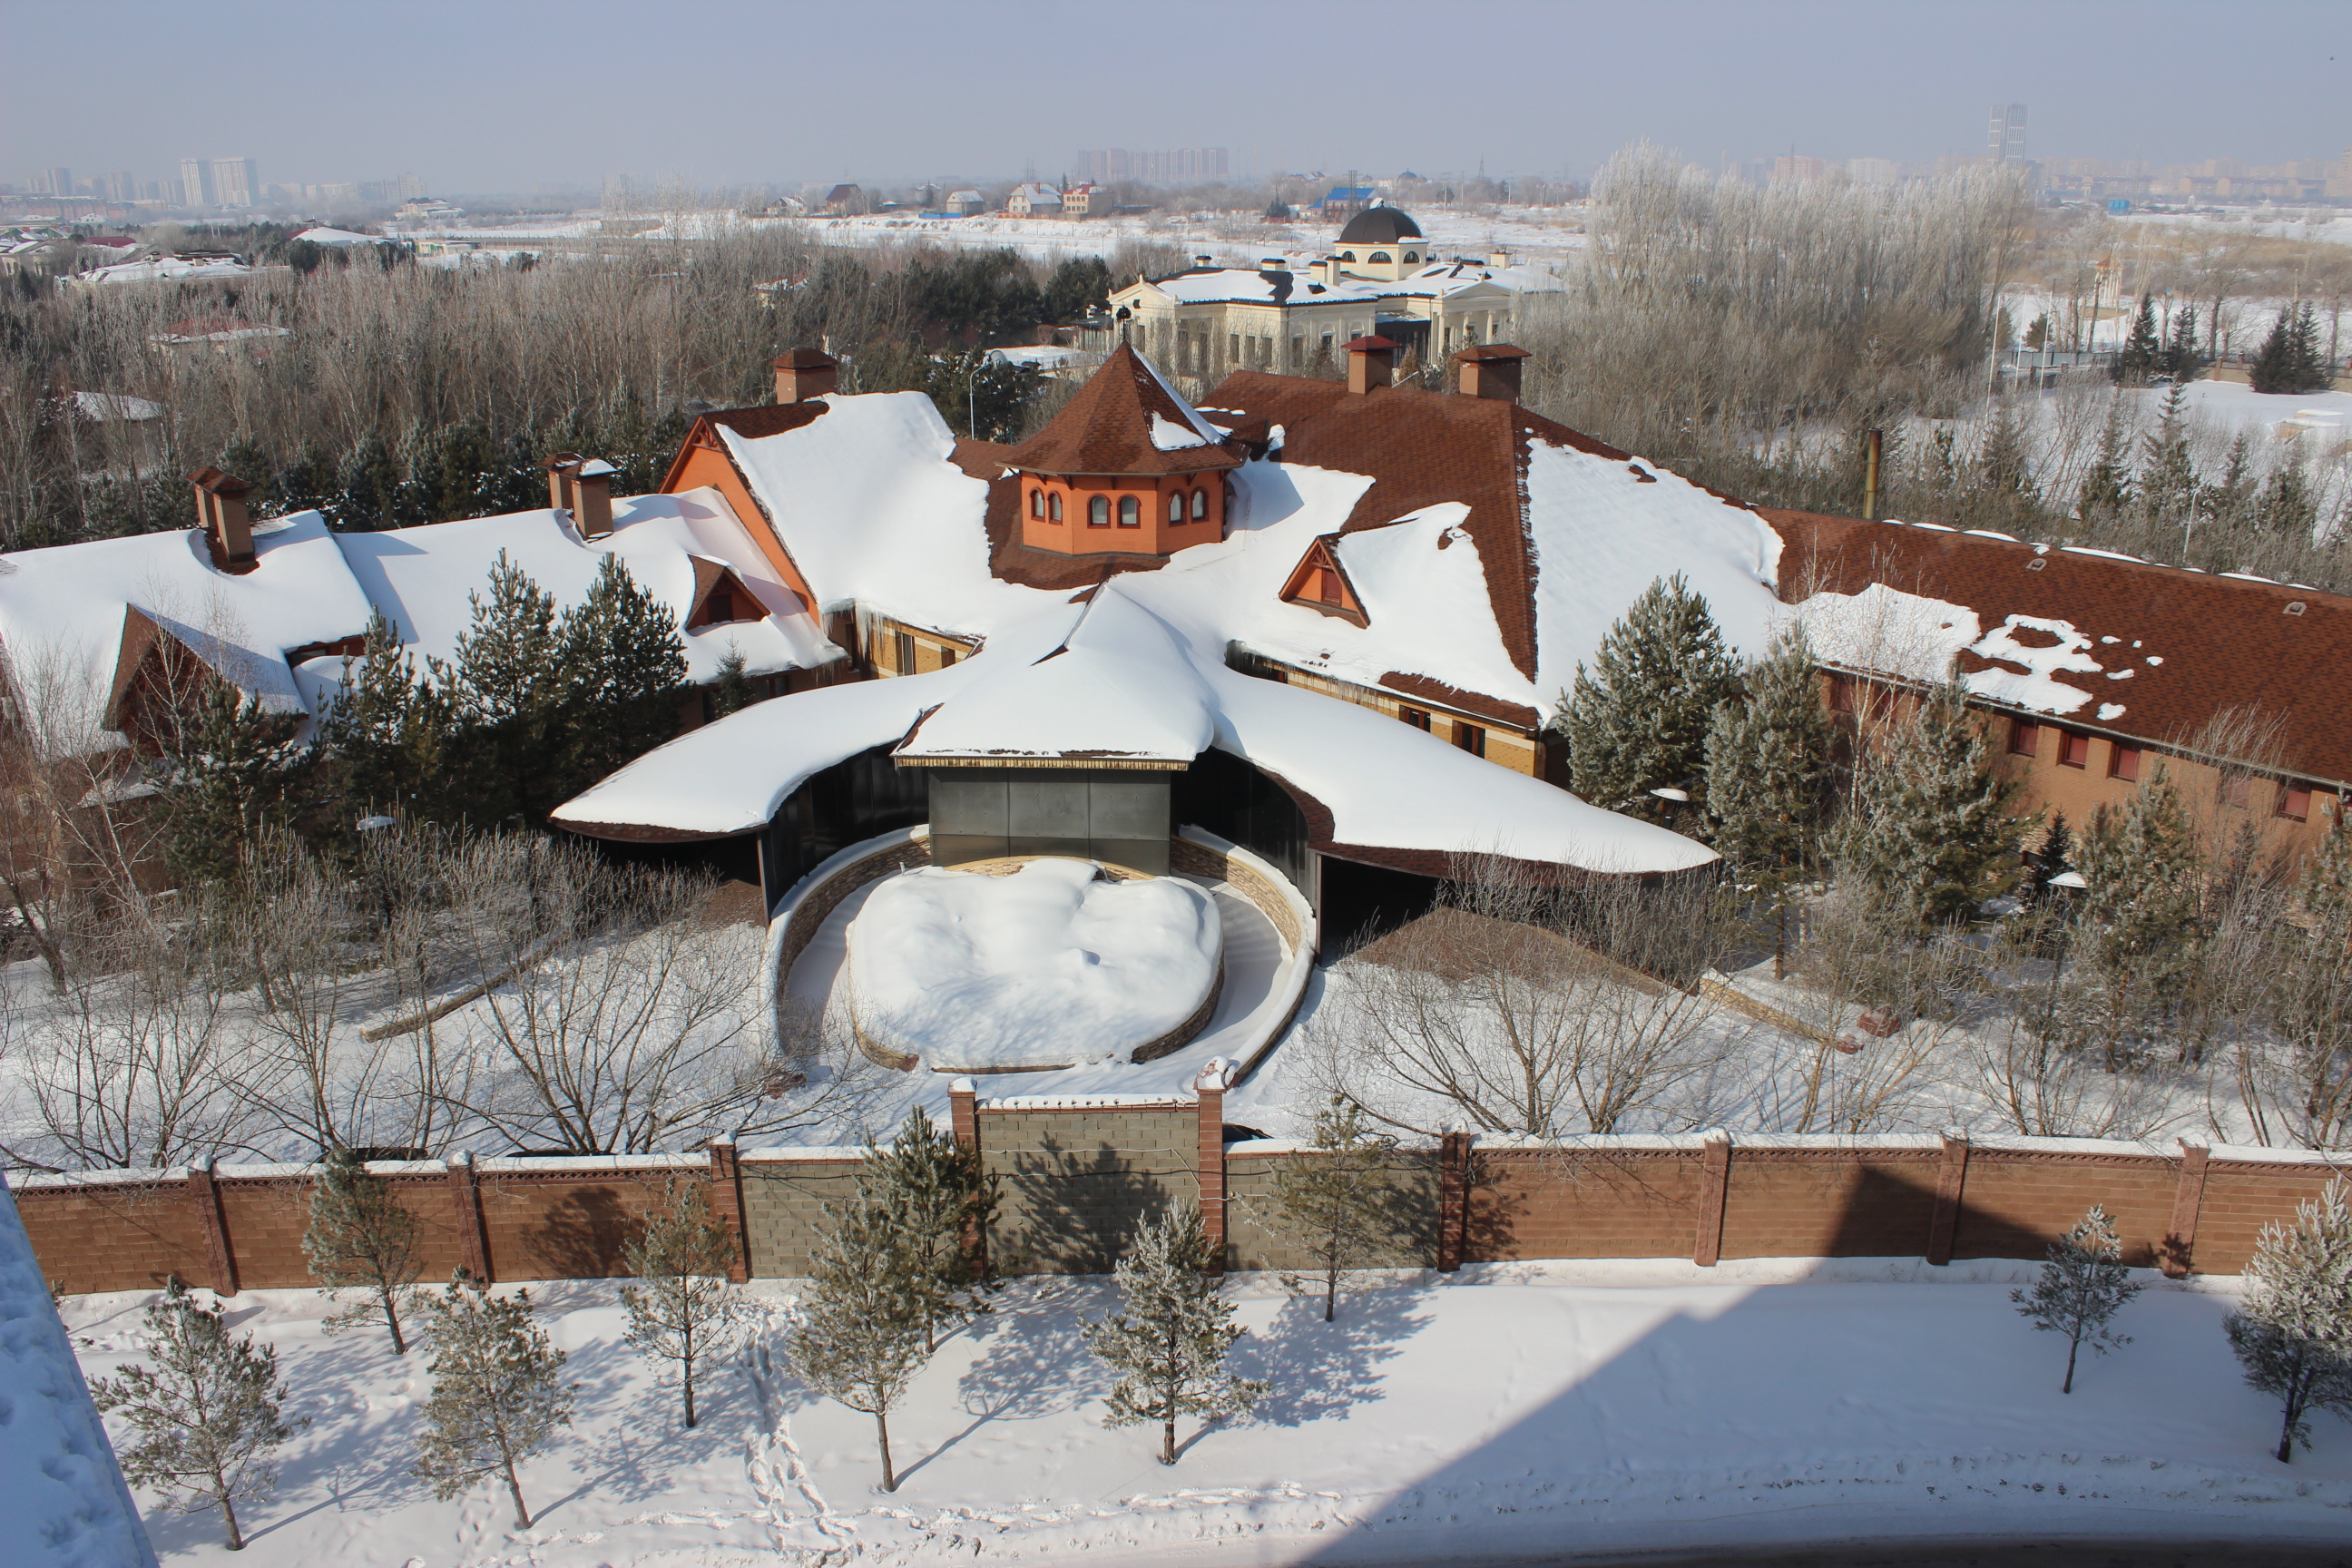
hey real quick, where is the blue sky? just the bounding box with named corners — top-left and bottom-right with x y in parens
top-left (4, 0), bottom-right (2346, 193)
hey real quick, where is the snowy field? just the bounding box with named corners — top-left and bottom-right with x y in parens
top-left (64, 1262), bottom-right (2351, 1568)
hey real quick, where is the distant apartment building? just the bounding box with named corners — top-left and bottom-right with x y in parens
top-left (1075, 148), bottom-right (1229, 185)
top-left (1988, 103), bottom-right (2028, 162)
top-left (1846, 157), bottom-right (1899, 185)
top-left (36, 167), bottom-right (71, 198)
top-left (1772, 154), bottom-right (1828, 183)
top-left (179, 157), bottom-right (213, 207)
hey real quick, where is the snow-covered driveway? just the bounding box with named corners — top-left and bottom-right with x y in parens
top-left (63, 1259), bottom-right (2351, 1566)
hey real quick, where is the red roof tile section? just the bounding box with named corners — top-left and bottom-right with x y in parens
top-left (1768, 509), bottom-right (2352, 787)
top-left (1005, 344), bottom-right (1243, 478)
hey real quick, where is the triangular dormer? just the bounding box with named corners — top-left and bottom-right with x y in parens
top-left (684, 557), bottom-right (766, 628)
top-left (1279, 535), bottom-right (1367, 625)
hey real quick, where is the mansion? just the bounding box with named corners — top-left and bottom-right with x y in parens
top-left (1094, 206), bottom-right (1540, 383)
top-left (0, 326), bottom-right (2346, 964)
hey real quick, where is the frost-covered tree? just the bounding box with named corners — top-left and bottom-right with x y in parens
top-left (1269, 1097), bottom-right (1407, 1322)
top-left (792, 1193), bottom-right (934, 1491)
top-left (89, 1278), bottom-right (309, 1552)
top-left (1084, 1206), bottom-right (1266, 1465)
top-left (1838, 678), bottom-right (2026, 932)
top-left (2136, 382), bottom-right (2198, 530)
top-left (1560, 573), bottom-right (1742, 820)
top-left (303, 1147), bottom-right (425, 1355)
top-left (414, 1270), bottom-right (576, 1526)
top-left (859, 1106), bottom-right (998, 1351)
top-left (1705, 625), bottom-right (1838, 975)
top-left (2011, 1204), bottom-right (2142, 1393)
top-left (2267, 805), bottom-right (2352, 1149)
top-left (2225, 1179), bottom-right (2352, 1462)
top-left (2076, 766), bottom-right (2204, 1066)
top-left (620, 1174), bottom-right (749, 1430)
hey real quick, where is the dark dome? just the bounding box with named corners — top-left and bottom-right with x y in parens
top-left (1337, 205), bottom-right (1422, 245)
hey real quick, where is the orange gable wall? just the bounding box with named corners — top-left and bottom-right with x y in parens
top-left (666, 442), bottom-right (819, 613)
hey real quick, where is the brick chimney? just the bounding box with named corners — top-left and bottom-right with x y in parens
top-left (1452, 343), bottom-right (1531, 402)
top-left (544, 451), bottom-right (583, 512)
top-left (189, 466), bottom-right (256, 573)
top-left (572, 458), bottom-right (615, 540)
top-left (772, 348), bottom-right (838, 405)
top-left (1345, 335), bottom-right (1396, 396)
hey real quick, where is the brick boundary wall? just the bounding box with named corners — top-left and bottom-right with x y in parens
top-left (15, 1128), bottom-right (2347, 1296)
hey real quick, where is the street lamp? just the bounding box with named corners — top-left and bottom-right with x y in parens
top-left (2043, 868), bottom-right (2088, 1036)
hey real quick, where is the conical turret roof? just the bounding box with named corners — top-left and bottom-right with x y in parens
top-left (1004, 344), bottom-right (1241, 477)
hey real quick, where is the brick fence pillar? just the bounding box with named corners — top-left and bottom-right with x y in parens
top-left (447, 1152), bottom-right (492, 1283)
top-left (1436, 1131), bottom-right (1470, 1272)
top-left (706, 1136), bottom-right (750, 1282)
top-left (1926, 1132), bottom-right (1971, 1266)
top-left (1693, 1135), bottom-right (1731, 1268)
top-left (947, 1078), bottom-right (986, 1271)
top-left (2164, 1142), bottom-right (2212, 1279)
top-left (1195, 1064), bottom-right (1228, 1274)
top-left (187, 1157), bottom-right (238, 1297)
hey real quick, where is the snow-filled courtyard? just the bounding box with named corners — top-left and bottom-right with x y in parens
top-left (64, 1262), bottom-right (2352, 1567)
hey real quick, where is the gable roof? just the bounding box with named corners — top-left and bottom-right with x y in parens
top-left (1769, 509), bottom-right (2352, 788)
top-left (1004, 344), bottom-right (1243, 478)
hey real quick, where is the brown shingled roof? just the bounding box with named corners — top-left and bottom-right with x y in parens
top-left (1005, 344), bottom-right (1243, 478)
top-left (1205, 371), bottom-right (1635, 686)
top-left (1768, 509), bottom-right (2352, 788)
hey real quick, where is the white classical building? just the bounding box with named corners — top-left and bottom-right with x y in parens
top-left (1100, 205), bottom-right (1536, 379)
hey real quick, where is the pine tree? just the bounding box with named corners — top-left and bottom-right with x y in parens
top-left (149, 681), bottom-right (316, 885)
top-left (1562, 573), bottom-right (1742, 820)
top-left (2011, 1204), bottom-right (2143, 1393)
top-left (319, 609), bottom-right (447, 823)
top-left (2204, 432), bottom-right (2260, 535)
top-left (709, 643), bottom-right (757, 720)
top-left (88, 1278), bottom-right (309, 1551)
top-left (859, 1106), bottom-right (999, 1352)
top-left (1838, 678), bottom-right (2027, 933)
top-left (2163, 306), bottom-right (2206, 382)
top-left (218, 436), bottom-right (276, 513)
top-left (1971, 399), bottom-right (2040, 527)
top-left (2114, 294), bottom-right (2161, 386)
top-left (2074, 398), bottom-right (2135, 521)
top-left (303, 1147), bottom-right (426, 1355)
top-left (2024, 313), bottom-right (2051, 350)
top-left (2251, 304), bottom-right (2335, 396)
top-left (1084, 1206), bottom-right (1266, 1465)
top-left (431, 552), bottom-right (561, 824)
top-left (2224, 1179), bottom-right (2352, 1463)
top-left (1269, 1097), bottom-right (1406, 1322)
top-left (620, 1174), bottom-right (750, 1430)
top-left (331, 430), bottom-right (401, 531)
top-left (2077, 766), bottom-right (2203, 1066)
top-left (2136, 383), bottom-right (2199, 537)
top-left (2259, 459), bottom-right (2323, 540)
top-left (414, 1269), bottom-right (576, 1527)
top-left (554, 553), bottom-right (689, 800)
top-left (791, 1193), bottom-right (935, 1491)
top-left (1704, 624), bottom-right (1837, 976)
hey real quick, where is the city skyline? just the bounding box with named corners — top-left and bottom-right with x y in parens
top-left (3, 0), bottom-right (2345, 196)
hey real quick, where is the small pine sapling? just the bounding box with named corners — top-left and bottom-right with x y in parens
top-left (302, 1146), bottom-right (425, 1354)
top-left (791, 1194), bottom-right (935, 1491)
top-left (1084, 1206), bottom-right (1266, 1465)
top-left (1269, 1097), bottom-right (1405, 1322)
top-left (88, 1278), bottom-right (309, 1552)
top-left (709, 643), bottom-right (758, 719)
top-left (861, 1105), bottom-right (1000, 1350)
top-left (414, 1269), bottom-right (577, 1527)
top-left (620, 1173), bottom-right (750, 1430)
top-left (2225, 1178), bottom-right (2352, 1463)
top-left (2011, 1203), bottom-right (2143, 1393)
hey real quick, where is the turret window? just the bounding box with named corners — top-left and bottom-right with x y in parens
top-left (1029, 488), bottom-right (1044, 518)
top-left (1369, 251), bottom-right (1391, 263)
top-left (1191, 487), bottom-right (1208, 520)
top-left (1118, 495), bottom-right (1140, 527)
top-left (1050, 491), bottom-right (1063, 522)
top-left (1168, 493), bottom-right (1184, 524)
top-left (1089, 495), bottom-right (1109, 527)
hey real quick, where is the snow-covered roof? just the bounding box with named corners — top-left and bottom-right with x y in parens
top-left (289, 225), bottom-right (387, 246)
top-left (69, 255), bottom-right (252, 287)
top-left (69, 392), bottom-right (162, 422)
top-left (329, 487), bottom-right (828, 687)
top-left (0, 511), bottom-right (376, 740)
top-left (0, 1174), bottom-right (159, 1568)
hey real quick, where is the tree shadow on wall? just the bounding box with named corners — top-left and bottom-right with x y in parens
top-left (1003, 1137), bottom-right (1175, 1275)
top-left (525, 1185), bottom-right (637, 1278)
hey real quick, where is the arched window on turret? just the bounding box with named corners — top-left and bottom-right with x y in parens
top-left (1118, 495), bottom-right (1140, 527)
top-left (1191, 487), bottom-right (1209, 520)
top-left (1340, 250), bottom-right (1356, 262)
top-left (1368, 251), bottom-right (1391, 264)
top-left (1050, 491), bottom-right (1063, 522)
top-left (1403, 251), bottom-right (1418, 263)
top-left (1089, 495), bottom-right (1109, 527)
top-left (1030, 488), bottom-right (1044, 518)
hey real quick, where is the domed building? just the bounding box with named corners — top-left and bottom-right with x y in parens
top-left (1335, 204), bottom-right (1427, 280)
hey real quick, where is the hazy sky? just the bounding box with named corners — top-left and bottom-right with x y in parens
top-left (5, 0), bottom-right (2347, 193)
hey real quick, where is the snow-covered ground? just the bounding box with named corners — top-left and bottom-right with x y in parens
top-left (64, 1261), bottom-right (2350, 1567)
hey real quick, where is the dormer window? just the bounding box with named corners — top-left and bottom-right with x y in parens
top-left (685, 562), bottom-right (764, 629)
top-left (1278, 536), bottom-right (1367, 624)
